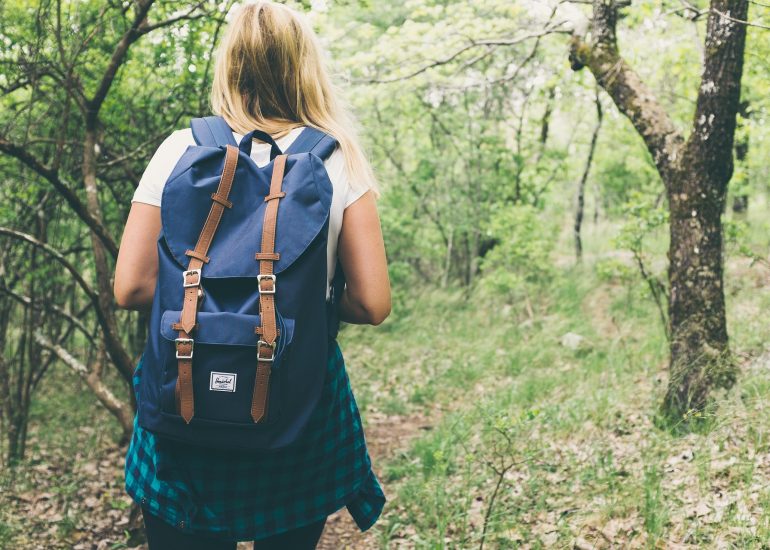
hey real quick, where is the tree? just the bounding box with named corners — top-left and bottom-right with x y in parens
top-left (570, 0), bottom-right (749, 422)
top-left (574, 89), bottom-right (602, 260)
top-left (0, 0), bottom-right (226, 459)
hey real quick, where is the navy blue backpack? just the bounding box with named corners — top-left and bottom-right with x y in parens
top-left (137, 116), bottom-right (344, 451)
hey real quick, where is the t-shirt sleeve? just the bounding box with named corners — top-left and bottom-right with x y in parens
top-left (131, 129), bottom-right (192, 207)
top-left (324, 146), bottom-right (370, 209)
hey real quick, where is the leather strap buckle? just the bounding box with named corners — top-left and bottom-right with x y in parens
top-left (257, 340), bottom-right (276, 362)
top-left (183, 269), bottom-right (201, 288)
top-left (175, 338), bottom-right (194, 359)
top-left (257, 274), bottom-right (276, 294)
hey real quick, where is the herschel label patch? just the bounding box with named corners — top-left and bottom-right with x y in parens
top-left (209, 371), bottom-right (237, 392)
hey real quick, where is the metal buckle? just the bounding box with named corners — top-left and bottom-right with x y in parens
top-left (257, 340), bottom-right (276, 362)
top-left (175, 338), bottom-right (194, 359)
top-left (183, 269), bottom-right (201, 288)
top-left (257, 274), bottom-right (276, 294)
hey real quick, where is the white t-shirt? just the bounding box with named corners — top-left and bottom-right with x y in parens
top-left (131, 126), bottom-right (367, 298)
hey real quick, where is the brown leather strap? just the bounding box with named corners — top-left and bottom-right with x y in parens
top-left (252, 154), bottom-right (287, 423)
top-left (252, 363), bottom-right (272, 423)
top-left (176, 144), bottom-right (240, 424)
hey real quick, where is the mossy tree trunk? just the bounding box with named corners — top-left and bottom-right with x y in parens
top-left (570, 0), bottom-right (748, 422)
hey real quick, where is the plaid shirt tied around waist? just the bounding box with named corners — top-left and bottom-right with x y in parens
top-left (124, 339), bottom-right (385, 542)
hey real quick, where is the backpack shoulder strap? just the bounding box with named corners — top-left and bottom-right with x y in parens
top-left (285, 127), bottom-right (338, 160)
top-left (190, 116), bottom-right (238, 147)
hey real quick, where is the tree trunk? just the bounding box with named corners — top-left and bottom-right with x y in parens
top-left (574, 91), bottom-right (602, 260)
top-left (664, 161), bottom-right (732, 416)
top-left (662, 0), bottom-right (747, 416)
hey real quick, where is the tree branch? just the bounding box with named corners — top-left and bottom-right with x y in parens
top-left (138, 2), bottom-right (221, 34)
top-left (365, 23), bottom-right (570, 84)
top-left (34, 331), bottom-right (133, 440)
top-left (0, 284), bottom-right (95, 344)
top-left (0, 227), bottom-right (98, 301)
top-left (570, 0), bottom-right (685, 182)
top-left (0, 137), bottom-right (119, 258)
top-left (86, 0), bottom-right (155, 122)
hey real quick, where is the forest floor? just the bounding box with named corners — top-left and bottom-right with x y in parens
top-left (4, 220), bottom-right (770, 548)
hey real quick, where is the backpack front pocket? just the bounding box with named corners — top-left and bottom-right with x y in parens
top-left (157, 310), bottom-right (294, 425)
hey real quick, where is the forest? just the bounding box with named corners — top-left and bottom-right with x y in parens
top-left (2, 0), bottom-right (770, 547)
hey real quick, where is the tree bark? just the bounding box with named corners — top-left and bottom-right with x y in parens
top-left (570, 0), bottom-right (748, 422)
top-left (664, 0), bottom-right (747, 417)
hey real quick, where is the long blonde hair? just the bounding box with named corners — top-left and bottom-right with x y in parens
top-left (211, 1), bottom-right (378, 196)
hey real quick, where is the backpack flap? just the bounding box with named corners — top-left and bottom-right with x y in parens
top-left (159, 310), bottom-right (294, 352)
top-left (161, 150), bottom-right (333, 278)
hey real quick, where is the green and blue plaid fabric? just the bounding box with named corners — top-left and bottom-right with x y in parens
top-left (124, 339), bottom-right (385, 542)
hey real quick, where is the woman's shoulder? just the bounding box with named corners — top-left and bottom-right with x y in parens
top-left (131, 128), bottom-right (196, 206)
top-left (166, 127), bottom-right (196, 146)
top-left (150, 128), bottom-right (196, 162)
top-left (323, 145), bottom-right (369, 208)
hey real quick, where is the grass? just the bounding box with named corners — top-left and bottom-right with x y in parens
top-left (332, 212), bottom-right (770, 548)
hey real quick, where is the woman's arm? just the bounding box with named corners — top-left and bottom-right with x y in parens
top-left (337, 190), bottom-right (391, 325)
top-left (114, 203), bottom-right (162, 311)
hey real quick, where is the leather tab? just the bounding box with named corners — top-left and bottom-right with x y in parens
top-left (179, 286), bottom-right (200, 333)
top-left (263, 192), bottom-right (286, 202)
top-left (254, 252), bottom-right (280, 261)
top-left (211, 192), bottom-right (233, 208)
top-left (251, 362), bottom-right (271, 422)
top-left (178, 359), bottom-right (194, 423)
top-left (185, 250), bottom-right (210, 263)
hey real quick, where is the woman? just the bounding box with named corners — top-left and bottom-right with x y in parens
top-left (113, 2), bottom-right (391, 548)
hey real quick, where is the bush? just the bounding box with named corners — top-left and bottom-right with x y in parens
top-left (479, 204), bottom-right (556, 299)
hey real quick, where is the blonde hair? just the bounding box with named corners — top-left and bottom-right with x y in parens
top-left (211, 1), bottom-right (378, 196)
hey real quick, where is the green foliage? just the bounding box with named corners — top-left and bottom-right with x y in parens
top-left (593, 142), bottom-right (659, 216)
top-left (3, 0), bottom-right (770, 546)
top-left (594, 257), bottom-right (637, 285)
top-left (615, 191), bottom-right (669, 257)
top-left (480, 205), bottom-right (557, 299)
